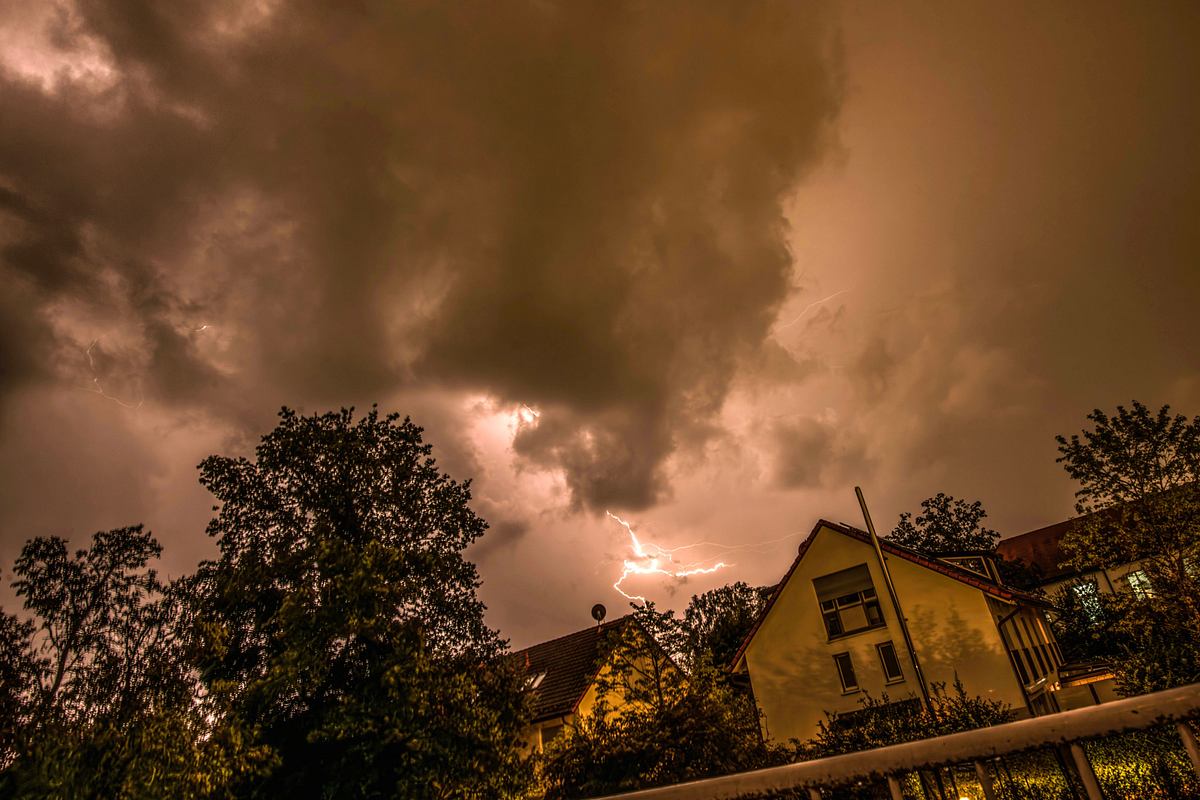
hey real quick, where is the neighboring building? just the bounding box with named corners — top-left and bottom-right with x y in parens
top-left (731, 520), bottom-right (1062, 743)
top-left (512, 616), bottom-right (677, 753)
top-left (996, 513), bottom-right (1153, 604)
top-left (996, 512), bottom-right (1147, 708)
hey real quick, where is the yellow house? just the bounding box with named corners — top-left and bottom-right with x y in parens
top-left (513, 615), bottom-right (677, 753)
top-left (732, 519), bottom-right (1062, 743)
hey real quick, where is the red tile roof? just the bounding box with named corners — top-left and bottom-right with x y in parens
top-left (730, 519), bottom-right (1050, 670)
top-left (511, 617), bottom-right (630, 723)
top-left (995, 518), bottom-right (1077, 582)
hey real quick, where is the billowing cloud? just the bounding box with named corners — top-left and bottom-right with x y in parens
top-left (3, 0), bottom-right (1199, 648)
top-left (0, 0), bottom-right (844, 513)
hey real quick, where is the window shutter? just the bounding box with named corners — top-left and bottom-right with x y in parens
top-left (813, 564), bottom-right (874, 603)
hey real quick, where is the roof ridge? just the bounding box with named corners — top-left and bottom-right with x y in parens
top-left (510, 614), bottom-right (630, 657)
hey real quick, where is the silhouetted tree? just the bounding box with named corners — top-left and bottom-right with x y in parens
top-left (193, 407), bottom-right (530, 799)
top-left (889, 493), bottom-right (1000, 555)
top-left (0, 527), bottom-right (260, 798)
top-left (680, 582), bottom-right (773, 671)
top-left (1056, 401), bottom-right (1200, 692)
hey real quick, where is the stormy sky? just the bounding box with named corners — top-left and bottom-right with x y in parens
top-left (1, 0), bottom-right (1197, 647)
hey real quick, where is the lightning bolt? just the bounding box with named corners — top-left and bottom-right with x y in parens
top-left (776, 289), bottom-right (849, 330)
top-left (606, 512), bottom-right (733, 603)
top-left (606, 512), bottom-right (807, 602)
top-left (84, 340), bottom-right (144, 410)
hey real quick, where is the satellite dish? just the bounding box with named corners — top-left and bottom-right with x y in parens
top-left (591, 603), bottom-right (607, 624)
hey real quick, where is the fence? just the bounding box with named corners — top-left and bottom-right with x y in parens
top-left (587, 682), bottom-right (1200, 800)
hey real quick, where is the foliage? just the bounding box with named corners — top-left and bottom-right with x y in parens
top-left (1048, 584), bottom-right (1125, 663)
top-left (193, 406), bottom-right (530, 799)
top-left (808, 678), bottom-right (1013, 757)
top-left (1055, 401), bottom-right (1200, 692)
top-left (538, 608), bottom-right (786, 799)
top-left (889, 493), bottom-right (1001, 555)
top-left (0, 526), bottom-right (262, 799)
top-left (680, 582), bottom-right (774, 671)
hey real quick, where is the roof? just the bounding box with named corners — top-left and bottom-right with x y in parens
top-left (510, 617), bottom-right (630, 723)
top-left (995, 518), bottom-right (1077, 582)
top-left (731, 519), bottom-right (1051, 670)
top-left (998, 485), bottom-right (1197, 581)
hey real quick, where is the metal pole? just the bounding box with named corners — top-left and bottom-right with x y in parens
top-left (856, 486), bottom-right (933, 712)
top-left (1178, 720), bottom-right (1200, 779)
top-left (1068, 742), bottom-right (1104, 800)
top-left (973, 761), bottom-right (997, 800)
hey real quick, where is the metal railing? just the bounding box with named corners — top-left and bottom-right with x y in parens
top-left (587, 682), bottom-right (1200, 800)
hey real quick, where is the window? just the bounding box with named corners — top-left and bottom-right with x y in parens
top-left (877, 641), bottom-right (904, 682)
top-left (1009, 648), bottom-right (1031, 684)
top-left (541, 724), bottom-right (563, 747)
top-left (527, 671), bottom-right (547, 690)
top-left (814, 564), bottom-right (885, 639)
top-left (833, 652), bottom-right (858, 692)
top-left (1126, 570), bottom-right (1152, 599)
top-left (1072, 581), bottom-right (1102, 623)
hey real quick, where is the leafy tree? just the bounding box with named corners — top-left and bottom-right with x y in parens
top-left (0, 527), bottom-right (259, 799)
top-left (193, 407), bottom-right (530, 799)
top-left (680, 582), bottom-right (773, 671)
top-left (889, 493), bottom-right (1001, 555)
top-left (538, 605), bottom-right (784, 799)
top-left (1056, 401), bottom-right (1200, 693)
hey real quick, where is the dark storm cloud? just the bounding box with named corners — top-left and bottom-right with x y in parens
top-left (0, 0), bottom-right (844, 512)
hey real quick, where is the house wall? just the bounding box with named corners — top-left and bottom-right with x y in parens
top-left (743, 524), bottom-right (1028, 743)
top-left (1040, 559), bottom-right (1150, 600)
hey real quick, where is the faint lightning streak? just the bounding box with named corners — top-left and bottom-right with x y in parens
top-left (83, 340), bottom-right (144, 409)
top-left (192, 323), bottom-right (210, 332)
top-left (776, 290), bottom-right (849, 329)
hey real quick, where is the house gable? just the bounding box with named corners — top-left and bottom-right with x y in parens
top-left (733, 520), bottom-right (1030, 743)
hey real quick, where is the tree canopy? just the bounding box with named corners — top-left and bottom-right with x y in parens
top-left (0, 526), bottom-right (260, 799)
top-left (888, 493), bottom-right (1001, 555)
top-left (1056, 401), bottom-right (1200, 692)
top-left (193, 406), bottom-right (529, 799)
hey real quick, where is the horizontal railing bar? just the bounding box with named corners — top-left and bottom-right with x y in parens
top-left (585, 682), bottom-right (1200, 800)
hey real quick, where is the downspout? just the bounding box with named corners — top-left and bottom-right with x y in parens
top-left (856, 486), bottom-right (933, 713)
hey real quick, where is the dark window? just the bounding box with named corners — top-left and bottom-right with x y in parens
top-left (877, 641), bottom-right (904, 682)
top-left (1010, 649), bottom-right (1030, 684)
top-left (542, 724), bottom-right (563, 747)
top-left (833, 652), bottom-right (858, 691)
top-left (814, 565), bottom-right (885, 639)
top-left (1031, 644), bottom-right (1047, 675)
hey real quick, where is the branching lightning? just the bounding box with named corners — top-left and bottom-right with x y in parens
top-left (84, 340), bottom-right (144, 409)
top-left (607, 512), bottom-right (731, 602)
top-left (606, 513), bottom-right (808, 604)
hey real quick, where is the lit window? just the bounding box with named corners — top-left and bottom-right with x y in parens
top-left (833, 652), bottom-right (858, 692)
top-left (877, 641), bottom-right (904, 682)
top-left (814, 565), bottom-right (885, 639)
top-left (1071, 581), bottom-right (1102, 623)
top-left (1126, 570), bottom-right (1152, 599)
